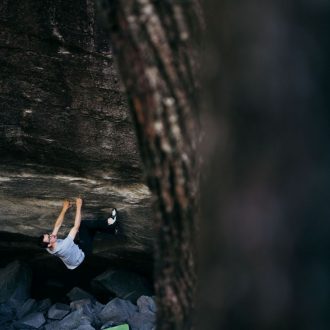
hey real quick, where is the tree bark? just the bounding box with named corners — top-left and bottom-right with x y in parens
top-left (101, 0), bottom-right (203, 328)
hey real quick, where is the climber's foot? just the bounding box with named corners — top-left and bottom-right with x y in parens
top-left (107, 208), bottom-right (117, 225)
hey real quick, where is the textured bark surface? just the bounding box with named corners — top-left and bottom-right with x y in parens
top-left (0, 0), bottom-right (154, 270)
top-left (104, 0), bottom-right (203, 328)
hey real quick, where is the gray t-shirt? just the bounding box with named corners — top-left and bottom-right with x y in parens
top-left (47, 235), bottom-right (85, 269)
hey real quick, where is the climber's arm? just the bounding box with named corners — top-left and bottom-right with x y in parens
top-left (68, 197), bottom-right (82, 240)
top-left (51, 200), bottom-right (71, 236)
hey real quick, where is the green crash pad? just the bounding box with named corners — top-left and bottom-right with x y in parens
top-left (103, 324), bottom-right (129, 330)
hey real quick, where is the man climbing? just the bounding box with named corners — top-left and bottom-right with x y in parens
top-left (38, 198), bottom-right (118, 269)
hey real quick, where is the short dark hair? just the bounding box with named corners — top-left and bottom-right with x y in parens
top-left (38, 234), bottom-right (49, 248)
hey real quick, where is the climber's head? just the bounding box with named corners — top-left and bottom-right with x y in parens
top-left (38, 233), bottom-right (57, 248)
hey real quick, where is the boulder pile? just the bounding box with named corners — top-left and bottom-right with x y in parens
top-left (0, 261), bottom-right (156, 330)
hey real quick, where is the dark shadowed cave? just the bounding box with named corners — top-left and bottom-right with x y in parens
top-left (0, 231), bottom-right (154, 304)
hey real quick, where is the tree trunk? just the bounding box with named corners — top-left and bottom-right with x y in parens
top-left (101, 0), bottom-right (203, 328)
top-left (198, 1), bottom-right (330, 329)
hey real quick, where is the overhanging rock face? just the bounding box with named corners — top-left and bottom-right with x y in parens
top-left (0, 1), bottom-right (154, 266)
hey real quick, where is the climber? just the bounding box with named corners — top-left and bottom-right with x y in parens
top-left (38, 198), bottom-right (118, 269)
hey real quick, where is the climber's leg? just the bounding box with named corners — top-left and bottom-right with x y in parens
top-left (78, 209), bottom-right (118, 254)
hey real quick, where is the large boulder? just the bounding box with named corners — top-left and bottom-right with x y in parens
top-left (16, 298), bottom-right (37, 319)
top-left (74, 325), bottom-right (96, 330)
top-left (44, 320), bottom-right (60, 330)
top-left (67, 287), bottom-right (94, 302)
top-left (0, 303), bottom-right (15, 326)
top-left (91, 270), bottom-right (153, 303)
top-left (57, 309), bottom-right (84, 329)
top-left (70, 299), bottom-right (95, 324)
top-left (36, 298), bottom-right (52, 313)
top-left (98, 298), bottom-right (137, 324)
top-left (0, 260), bottom-right (32, 304)
top-left (48, 303), bottom-right (71, 320)
top-left (136, 296), bottom-right (157, 314)
top-left (14, 312), bottom-right (46, 329)
top-left (127, 312), bottom-right (156, 330)
top-left (127, 296), bottom-right (157, 330)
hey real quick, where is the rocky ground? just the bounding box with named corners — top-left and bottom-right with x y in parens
top-left (0, 260), bottom-right (156, 330)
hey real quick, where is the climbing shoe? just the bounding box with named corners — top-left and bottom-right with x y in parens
top-left (107, 208), bottom-right (117, 225)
